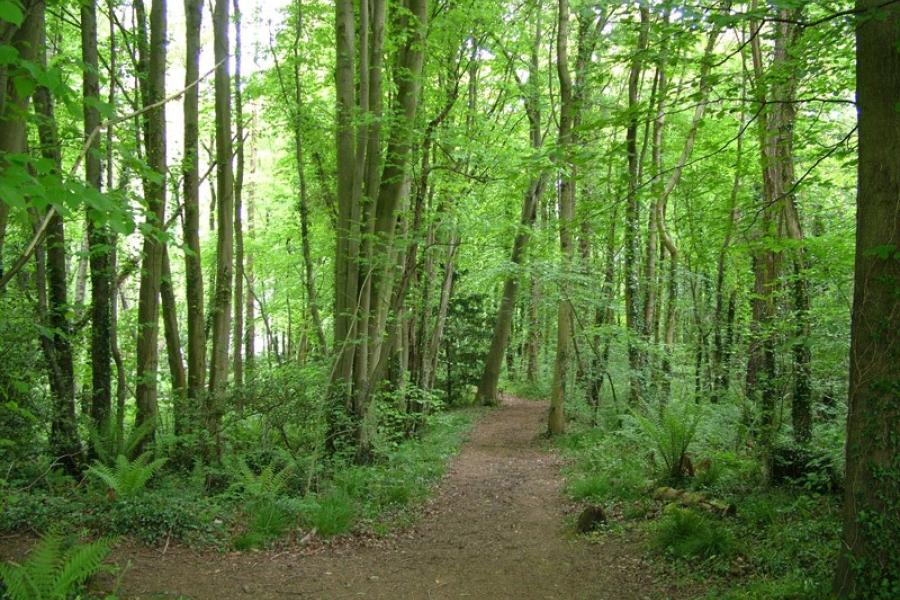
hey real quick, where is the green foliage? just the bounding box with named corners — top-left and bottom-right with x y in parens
top-left (234, 458), bottom-right (295, 499)
top-left (233, 498), bottom-right (296, 550)
top-left (94, 490), bottom-right (224, 545)
top-left (652, 507), bottom-right (734, 561)
top-left (559, 428), bottom-right (650, 504)
top-left (0, 531), bottom-right (112, 600)
top-left (441, 292), bottom-right (493, 404)
top-left (86, 453), bottom-right (168, 499)
top-left (298, 491), bottom-right (355, 537)
top-left (87, 416), bottom-right (155, 466)
top-left (632, 401), bottom-right (702, 482)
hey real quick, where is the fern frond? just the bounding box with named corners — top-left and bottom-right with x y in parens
top-left (86, 462), bottom-right (119, 493)
top-left (52, 538), bottom-right (112, 597)
top-left (122, 419), bottom-right (156, 459)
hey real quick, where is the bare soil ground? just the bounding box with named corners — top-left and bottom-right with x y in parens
top-left (35, 397), bottom-right (695, 599)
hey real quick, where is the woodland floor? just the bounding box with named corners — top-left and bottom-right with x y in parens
top-left (30, 397), bottom-right (696, 599)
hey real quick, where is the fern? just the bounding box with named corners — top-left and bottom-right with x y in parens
top-left (0, 530), bottom-right (112, 600)
top-left (86, 452), bottom-right (168, 499)
top-left (634, 401), bottom-right (702, 481)
top-left (236, 458), bottom-right (294, 499)
top-left (87, 415), bottom-right (155, 466)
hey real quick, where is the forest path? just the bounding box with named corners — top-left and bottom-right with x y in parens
top-left (115, 397), bottom-right (686, 599)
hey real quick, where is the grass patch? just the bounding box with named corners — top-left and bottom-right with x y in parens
top-left (652, 507), bottom-right (734, 560)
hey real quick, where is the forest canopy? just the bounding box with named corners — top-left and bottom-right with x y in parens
top-left (0, 0), bottom-right (897, 598)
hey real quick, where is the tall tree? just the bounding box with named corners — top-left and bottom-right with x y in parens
top-left (33, 3), bottom-right (81, 472)
top-left (476, 1), bottom-right (545, 406)
top-left (182, 0), bottom-right (205, 425)
top-left (0, 0), bottom-right (43, 286)
top-left (623, 5), bottom-right (650, 404)
top-left (207, 0), bottom-right (235, 455)
top-left (134, 0), bottom-right (168, 439)
top-left (834, 0), bottom-right (899, 595)
top-left (747, 3), bottom-right (802, 481)
top-left (547, 0), bottom-right (574, 435)
top-left (82, 0), bottom-right (113, 430)
top-left (232, 0), bottom-right (246, 389)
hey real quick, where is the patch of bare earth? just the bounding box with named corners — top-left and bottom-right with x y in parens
top-left (101, 396), bottom-right (690, 599)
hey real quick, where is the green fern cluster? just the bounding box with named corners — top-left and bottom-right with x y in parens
top-left (0, 531), bottom-right (112, 600)
top-left (634, 402), bottom-right (702, 481)
top-left (235, 459), bottom-right (294, 499)
top-left (87, 416), bottom-right (155, 468)
top-left (86, 453), bottom-right (167, 499)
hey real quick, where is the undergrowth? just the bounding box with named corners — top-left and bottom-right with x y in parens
top-left (557, 391), bottom-right (844, 600)
top-left (1, 402), bottom-right (477, 554)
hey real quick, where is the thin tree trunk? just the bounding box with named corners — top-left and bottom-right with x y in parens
top-left (161, 246), bottom-right (187, 426)
top-left (207, 0), bottom-right (235, 457)
top-left (32, 4), bottom-right (81, 472)
top-left (182, 0), bottom-right (205, 419)
top-left (82, 0), bottom-right (113, 429)
top-left (548, 0), bottom-right (575, 435)
top-left (289, 0), bottom-right (327, 354)
top-left (477, 2), bottom-right (544, 406)
top-left (245, 181), bottom-right (255, 375)
top-left (232, 0), bottom-right (245, 389)
top-left (623, 6), bottom-right (651, 404)
top-left (134, 0), bottom-right (167, 442)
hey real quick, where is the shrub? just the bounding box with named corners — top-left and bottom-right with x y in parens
top-left (652, 507), bottom-right (734, 560)
top-left (0, 530), bottom-right (112, 600)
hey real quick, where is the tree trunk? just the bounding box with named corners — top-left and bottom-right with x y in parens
top-left (32, 4), bottom-right (81, 472)
top-left (161, 247), bottom-right (187, 431)
top-left (134, 0), bottom-right (167, 442)
top-left (623, 6), bottom-right (651, 404)
top-left (476, 2), bottom-right (545, 406)
top-left (747, 4), bottom-right (801, 480)
top-left (0, 0), bottom-right (43, 286)
top-left (834, 1), bottom-right (899, 594)
top-left (82, 0), bottom-right (113, 430)
top-left (548, 0), bottom-right (575, 435)
top-left (290, 0), bottom-right (327, 355)
top-left (207, 0), bottom-right (235, 457)
top-left (232, 0), bottom-right (245, 390)
top-left (182, 0), bottom-right (205, 418)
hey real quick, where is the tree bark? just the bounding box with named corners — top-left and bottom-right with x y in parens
top-left (623, 6), bottom-right (650, 404)
top-left (182, 0), bottom-right (205, 417)
top-left (0, 0), bottom-right (43, 286)
top-left (548, 0), bottom-right (575, 435)
top-left (134, 0), bottom-right (167, 442)
top-left (32, 4), bottom-right (81, 472)
top-left (82, 0), bottom-right (114, 429)
top-left (289, 0), bottom-right (327, 355)
top-left (232, 0), bottom-right (245, 390)
top-left (834, 1), bottom-right (900, 594)
top-left (207, 0), bottom-right (235, 457)
top-left (161, 246), bottom-right (187, 431)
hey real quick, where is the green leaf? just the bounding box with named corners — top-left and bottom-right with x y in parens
top-left (0, 44), bottom-right (18, 64)
top-left (0, 0), bottom-right (24, 26)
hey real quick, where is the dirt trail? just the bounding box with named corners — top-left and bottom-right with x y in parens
top-left (114, 397), bottom-right (687, 599)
